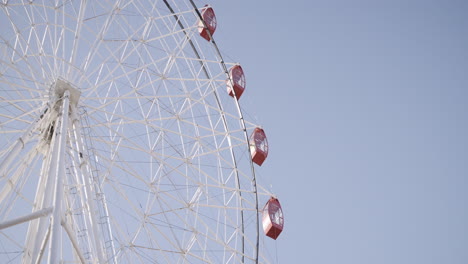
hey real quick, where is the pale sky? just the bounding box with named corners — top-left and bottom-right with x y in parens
top-left (216, 1), bottom-right (468, 263)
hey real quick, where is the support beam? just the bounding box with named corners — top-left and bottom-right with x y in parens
top-left (35, 223), bottom-right (52, 264)
top-left (47, 90), bottom-right (71, 264)
top-left (62, 218), bottom-right (87, 264)
top-left (70, 112), bottom-right (106, 264)
top-left (0, 117), bottom-right (39, 178)
top-left (23, 150), bottom-right (56, 263)
top-left (0, 207), bottom-right (53, 230)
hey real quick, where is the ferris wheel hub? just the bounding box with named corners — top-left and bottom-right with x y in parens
top-left (51, 79), bottom-right (81, 108)
top-left (37, 80), bottom-right (81, 147)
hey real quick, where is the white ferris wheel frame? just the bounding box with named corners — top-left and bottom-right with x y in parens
top-left (0, 1), bottom-right (274, 263)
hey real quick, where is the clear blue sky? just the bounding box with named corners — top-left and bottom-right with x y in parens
top-left (215, 1), bottom-right (468, 263)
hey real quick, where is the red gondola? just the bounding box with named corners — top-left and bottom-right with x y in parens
top-left (198, 5), bottom-right (216, 41)
top-left (262, 197), bottom-right (284, 240)
top-left (250, 127), bottom-right (268, 166)
top-left (227, 65), bottom-right (245, 100)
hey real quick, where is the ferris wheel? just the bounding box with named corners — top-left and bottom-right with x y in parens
top-left (0, 1), bottom-right (283, 263)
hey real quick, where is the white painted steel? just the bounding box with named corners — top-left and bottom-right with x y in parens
top-left (62, 218), bottom-right (87, 264)
top-left (48, 90), bottom-right (70, 264)
top-left (0, 207), bottom-right (52, 230)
